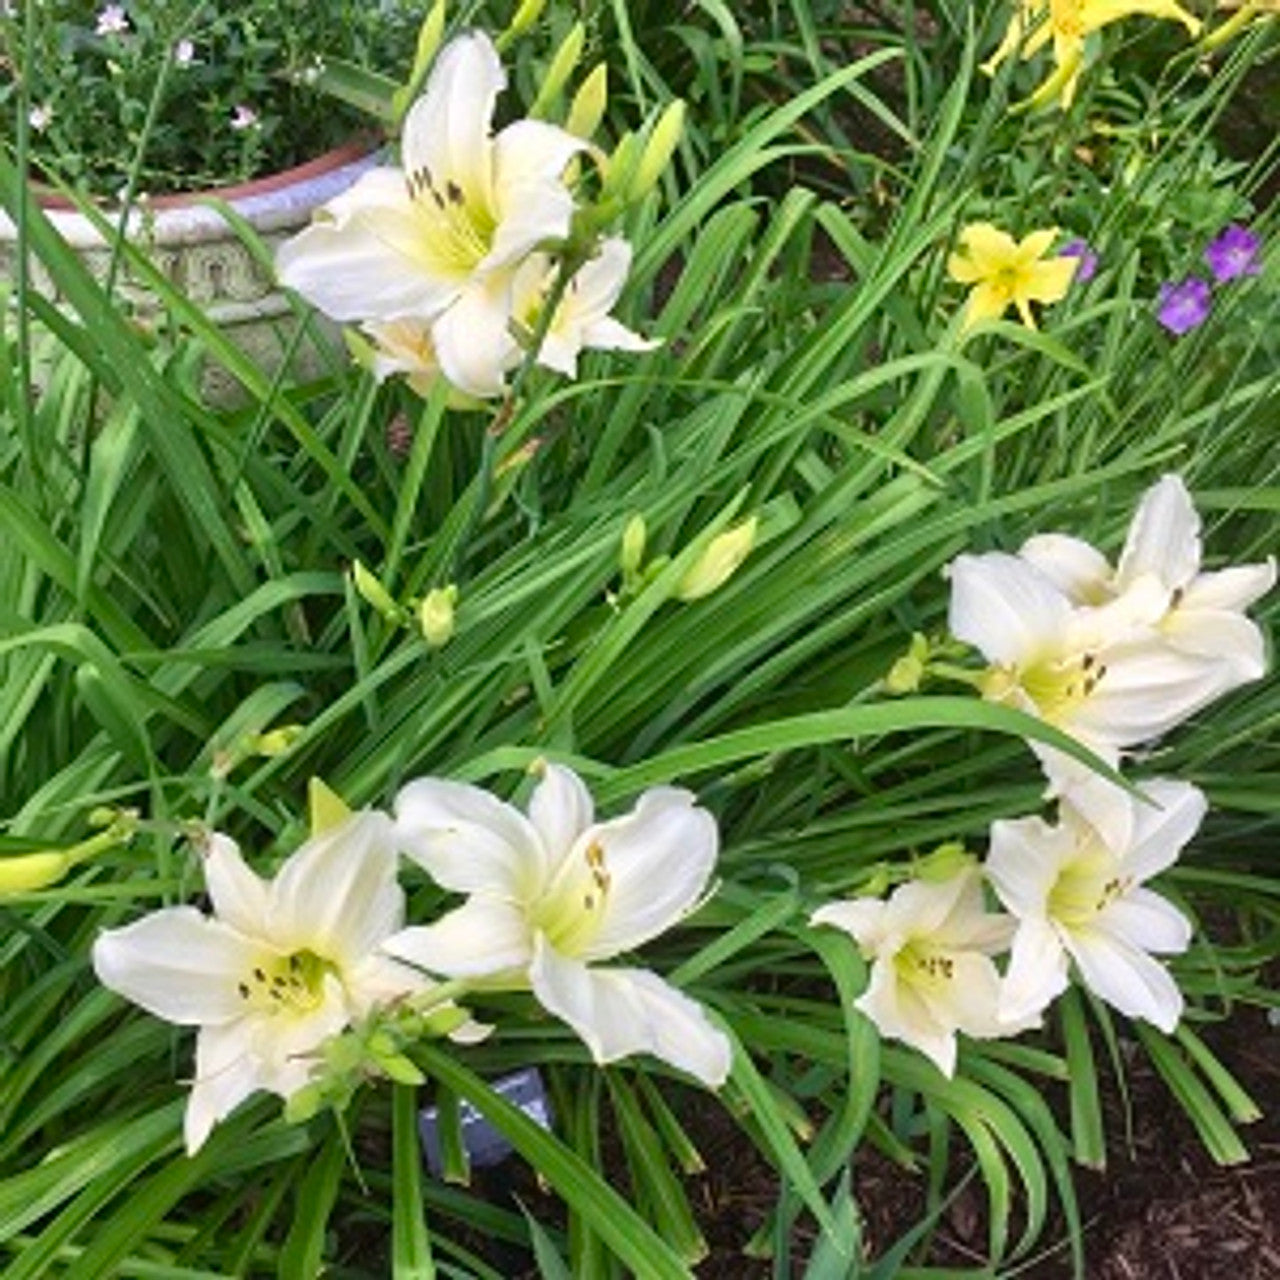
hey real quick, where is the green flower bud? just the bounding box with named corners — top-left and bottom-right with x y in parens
top-left (620, 514), bottom-right (647, 576)
top-left (885, 632), bottom-right (931, 695)
top-left (915, 842), bottom-right (975, 884)
top-left (392, 0), bottom-right (447, 121)
top-left (501, 0), bottom-right (547, 46)
top-left (0, 851), bottom-right (73, 896)
top-left (628, 100), bottom-right (685, 202)
top-left (254, 724), bottom-right (305, 757)
top-left (676, 516), bottom-right (758, 601)
top-left (566, 63), bottom-right (608, 139)
top-left (529, 22), bottom-right (585, 119)
top-left (351, 560), bottom-right (405, 624)
top-left (419, 584), bottom-right (458, 649)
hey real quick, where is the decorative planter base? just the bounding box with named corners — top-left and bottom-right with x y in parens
top-left (0, 143), bottom-right (378, 406)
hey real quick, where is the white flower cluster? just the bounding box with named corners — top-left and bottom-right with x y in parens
top-left (275, 31), bottom-right (656, 403)
top-left (92, 766), bottom-right (729, 1153)
top-left (813, 476), bottom-right (1275, 1074)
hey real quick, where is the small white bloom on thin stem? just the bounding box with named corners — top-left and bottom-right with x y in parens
top-left (276, 30), bottom-right (585, 399)
top-left (28, 104), bottom-right (53, 133)
top-left (811, 866), bottom-right (1017, 1077)
top-left (95, 4), bottom-right (130, 36)
top-left (384, 764), bottom-right (732, 1087)
top-left (987, 778), bottom-right (1204, 1033)
top-left (92, 814), bottom-right (426, 1154)
top-left (173, 38), bottom-right (196, 67)
top-left (230, 104), bottom-right (259, 132)
top-left (511, 239), bottom-right (659, 378)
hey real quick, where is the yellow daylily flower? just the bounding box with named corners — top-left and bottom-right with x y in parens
top-left (984, 0), bottom-right (1201, 108)
top-left (947, 223), bottom-right (1077, 331)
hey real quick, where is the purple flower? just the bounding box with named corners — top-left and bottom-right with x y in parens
top-left (1059, 238), bottom-right (1098, 283)
top-left (1156, 278), bottom-right (1211, 336)
top-left (95, 4), bottom-right (130, 35)
top-left (1204, 224), bottom-right (1261, 283)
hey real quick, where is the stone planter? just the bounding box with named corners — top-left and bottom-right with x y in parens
top-left (0, 141), bottom-right (379, 405)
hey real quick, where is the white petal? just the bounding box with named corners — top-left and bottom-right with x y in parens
top-left (276, 182), bottom-right (460, 321)
top-left (394, 777), bottom-right (546, 899)
top-left (246, 979), bottom-right (350, 1089)
top-left (856, 957), bottom-right (956, 1077)
top-left (1051, 771), bottom-right (1136, 854)
top-left (1019, 533), bottom-right (1113, 603)
top-left (185, 1021), bottom-right (261, 1154)
top-left (1097, 888), bottom-right (1192, 955)
top-left (529, 936), bottom-right (731, 1086)
top-left (1066, 927), bottom-right (1184, 1032)
top-left (883, 872), bottom-right (971, 940)
top-left (485, 119), bottom-right (584, 270)
top-left (810, 897), bottom-right (888, 952)
top-left (920, 951), bottom-right (1006, 1039)
top-left (1065, 644), bottom-right (1230, 746)
top-left (401, 31), bottom-right (504, 211)
top-left (1161, 609), bottom-right (1268, 681)
top-left (93, 909), bottom-right (254, 1025)
top-left (382, 899), bottom-right (532, 979)
top-left (269, 811), bottom-right (403, 967)
top-left (947, 552), bottom-right (1073, 667)
top-left (1116, 475), bottom-right (1201, 590)
top-left (998, 917), bottom-right (1069, 1027)
top-left (1122, 778), bottom-right (1207, 882)
top-left (202, 833), bottom-right (269, 938)
top-left (579, 315), bottom-right (659, 355)
top-left (527, 764), bottom-right (595, 860)
top-left (430, 273), bottom-right (519, 399)
top-left (986, 816), bottom-right (1070, 919)
top-left (576, 788), bottom-right (719, 961)
top-left (1178, 561), bottom-right (1276, 612)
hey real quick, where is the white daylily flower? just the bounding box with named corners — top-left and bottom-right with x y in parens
top-left (987, 778), bottom-right (1204, 1032)
top-left (1020, 474), bottom-right (1275, 691)
top-left (361, 318), bottom-right (490, 406)
top-left (948, 551), bottom-right (1239, 765)
top-left (92, 814), bottom-right (424, 1153)
top-left (384, 764), bottom-right (732, 1087)
top-left (811, 867), bottom-right (1017, 1077)
top-left (275, 31), bottom-right (584, 398)
top-left (512, 238), bottom-right (659, 377)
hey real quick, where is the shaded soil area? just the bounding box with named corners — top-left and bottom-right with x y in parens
top-left (690, 1004), bottom-right (1280, 1277)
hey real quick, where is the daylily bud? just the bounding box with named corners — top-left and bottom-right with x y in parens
top-left (600, 130), bottom-right (641, 202)
top-left (351, 560), bottom-right (405, 624)
top-left (392, 0), bottom-right (447, 121)
top-left (0, 851), bottom-right (76, 896)
top-left (628, 100), bottom-right (685, 202)
top-left (530, 22), bottom-right (585, 119)
top-left (885, 632), bottom-right (930, 694)
top-left (566, 63), bottom-right (608, 140)
top-left (915, 843), bottom-right (975, 884)
top-left (308, 776), bottom-right (352, 837)
top-left (254, 725), bottom-right (305, 757)
top-left (0, 820), bottom-right (134, 897)
top-left (501, 0), bottom-right (547, 45)
top-left (620, 514), bottom-right (647, 576)
top-left (677, 516), bottom-right (758, 601)
top-left (419, 584), bottom-right (458, 649)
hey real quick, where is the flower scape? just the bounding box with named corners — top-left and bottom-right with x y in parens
top-left (1, 2), bottom-right (1277, 1276)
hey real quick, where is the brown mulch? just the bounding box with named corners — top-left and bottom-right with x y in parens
top-left (689, 1004), bottom-right (1280, 1278)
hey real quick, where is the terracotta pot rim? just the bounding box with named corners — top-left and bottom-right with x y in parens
top-left (33, 135), bottom-right (383, 211)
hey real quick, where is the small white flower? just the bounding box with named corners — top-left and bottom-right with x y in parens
top-left (28, 103), bottom-right (53, 133)
top-left (384, 764), bottom-right (732, 1087)
top-left (276, 30), bottom-right (585, 399)
top-left (93, 814), bottom-right (426, 1153)
top-left (95, 4), bottom-right (130, 35)
top-left (230, 103), bottom-right (259, 131)
top-left (173, 38), bottom-right (196, 66)
top-left (811, 866), bottom-right (1017, 1077)
top-left (987, 777), bottom-right (1204, 1033)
